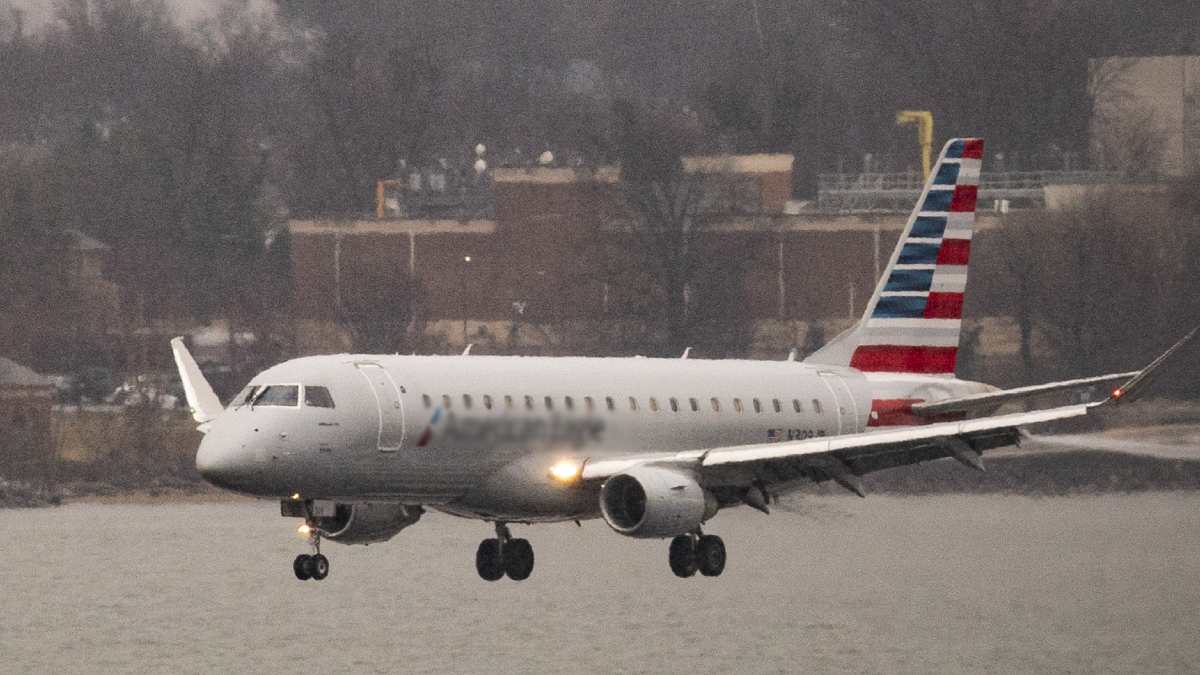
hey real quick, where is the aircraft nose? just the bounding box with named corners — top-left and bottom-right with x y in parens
top-left (195, 426), bottom-right (251, 490)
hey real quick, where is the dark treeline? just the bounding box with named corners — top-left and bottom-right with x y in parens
top-left (1, 1), bottom-right (1199, 386)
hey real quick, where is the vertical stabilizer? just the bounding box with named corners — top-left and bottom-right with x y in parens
top-left (171, 337), bottom-right (222, 427)
top-left (805, 138), bottom-right (983, 376)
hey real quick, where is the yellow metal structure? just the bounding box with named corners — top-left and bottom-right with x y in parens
top-left (895, 110), bottom-right (934, 179)
top-left (375, 179), bottom-right (405, 219)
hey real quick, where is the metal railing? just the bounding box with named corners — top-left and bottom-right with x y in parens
top-left (816, 170), bottom-right (1126, 212)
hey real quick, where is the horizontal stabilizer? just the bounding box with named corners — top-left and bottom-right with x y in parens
top-left (912, 371), bottom-right (1137, 417)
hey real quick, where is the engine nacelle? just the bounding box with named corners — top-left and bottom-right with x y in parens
top-left (309, 502), bottom-right (423, 545)
top-left (599, 465), bottom-right (719, 538)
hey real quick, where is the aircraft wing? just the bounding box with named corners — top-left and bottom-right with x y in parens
top-left (582, 326), bottom-right (1196, 497)
top-left (583, 403), bottom-right (1089, 495)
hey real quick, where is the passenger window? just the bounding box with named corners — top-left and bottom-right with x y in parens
top-left (710, 398), bottom-right (721, 412)
top-left (649, 397), bottom-right (659, 412)
top-left (793, 399), bottom-right (802, 413)
top-left (442, 394), bottom-right (452, 409)
top-left (422, 394), bottom-right (432, 409)
top-left (628, 397), bottom-right (638, 411)
top-left (504, 395), bottom-right (514, 409)
top-left (669, 397), bottom-right (679, 412)
top-left (463, 394), bottom-right (473, 409)
top-left (584, 396), bottom-right (595, 412)
top-left (752, 398), bottom-right (762, 413)
top-left (773, 398), bottom-right (782, 413)
top-left (733, 398), bottom-right (743, 413)
top-left (483, 394), bottom-right (493, 410)
top-left (304, 386), bottom-right (335, 409)
top-left (257, 385), bottom-right (299, 407)
top-left (544, 396), bottom-right (554, 411)
top-left (524, 395), bottom-right (534, 410)
top-left (605, 396), bottom-right (615, 411)
top-left (812, 399), bottom-right (823, 414)
top-left (564, 396), bottom-right (574, 411)
top-left (689, 397), bottom-right (699, 412)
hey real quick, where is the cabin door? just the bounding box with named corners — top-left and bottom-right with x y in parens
top-left (355, 363), bottom-right (406, 452)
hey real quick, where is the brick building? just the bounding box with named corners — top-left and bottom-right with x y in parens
top-left (290, 154), bottom-right (1010, 355)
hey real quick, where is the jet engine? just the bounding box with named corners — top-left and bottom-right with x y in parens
top-left (599, 465), bottom-right (719, 538)
top-left (309, 502), bottom-right (423, 545)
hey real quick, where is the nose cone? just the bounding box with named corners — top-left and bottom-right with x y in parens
top-left (196, 423), bottom-right (254, 492)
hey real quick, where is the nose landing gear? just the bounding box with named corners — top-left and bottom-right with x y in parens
top-left (293, 528), bottom-right (330, 581)
top-left (475, 522), bottom-right (535, 581)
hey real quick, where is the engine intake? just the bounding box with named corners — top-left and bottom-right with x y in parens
top-left (309, 502), bottom-right (423, 545)
top-left (599, 465), bottom-right (718, 538)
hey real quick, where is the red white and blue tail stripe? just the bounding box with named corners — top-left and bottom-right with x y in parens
top-left (806, 138), bottom-right (983, 376)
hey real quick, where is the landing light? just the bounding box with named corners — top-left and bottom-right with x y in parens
top-left (549, 460), bottom-right (582, 484)
top-left (297, 523), bottom-right (312, 537)
top-left (290, 492), bottom-right (301, 500)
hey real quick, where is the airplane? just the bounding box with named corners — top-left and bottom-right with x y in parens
top-left (172, 138), bottom-right (1196, 583)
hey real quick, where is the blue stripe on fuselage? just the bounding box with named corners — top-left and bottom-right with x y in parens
top-left (884, 268), bottom-right (935, 292)
top-left (910, 216), bottom-right (947, 238)
top-left (898, 243), bottom-right (941, 265)
top-left (872, 295), bottom-right (928, 318)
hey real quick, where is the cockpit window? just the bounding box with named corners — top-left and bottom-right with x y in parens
top-left (256, 385), bottom-right (299, 407)
top-left (304, 386), bottom-right (335, 408)
top-left (231, 385), bottom-right (259, 409)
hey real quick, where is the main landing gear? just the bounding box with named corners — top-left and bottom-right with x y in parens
top-left (668, 531), bottom-right (726, 578)
top-left (476, 522), bottom-right (535, 581)
top-left (294, 528), bottom-right (330, 581)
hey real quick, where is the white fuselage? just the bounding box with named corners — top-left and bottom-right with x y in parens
top-left (195, 354), bottom-right (992, 521)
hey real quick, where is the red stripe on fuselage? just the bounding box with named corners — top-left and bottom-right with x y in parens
top-left (949, 185), bottom-right (978, 212)
top-left (850, 345), bottom-right (958, 374)
top-left (868, 398), bottom-right (925, 426)
top-left (961, 139), bottom-right (984, 159)
top-left (923, 292), bottom-right (964, 319)
top-left (936, 238), bottom-right (971, 265)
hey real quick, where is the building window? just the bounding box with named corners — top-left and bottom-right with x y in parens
top-left (422, 394), bottom-right (432, 409)
top-left (443, 395), bottom-right (453, 409)
top-left (752, 398), bottom-right (762, 413)
top-left (605, 396), bottom-right (615, 411)
top-left (525, 395), bottom-right (534, 410)
top-left (793, 399), bottom-right (802, 413)
top-left (689, 397), bottom-right (699, 412)
top-left (812, 399), bottom-right (823, 414)
top-left (733, 398), bottom-right (743, 413)
top-left (772, 398), bottom-right (782, 413)
top-left (711, 398), bottom-right (721, 412)
top-left (482, 394), bottom-right (493, 410)
top-left (628, 397), bottom-right (638, 411)
top-left (463, 394), bottom-right (473, 409)
top-left (584, 396), bottom-right (595, 412)
top-left (544, 396), bottom-right (554, 411)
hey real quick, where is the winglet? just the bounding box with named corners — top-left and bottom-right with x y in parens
top-left (1102, 325), bottom-right (1198, 406)
top-left (171, 337), bottom-right (222, 426)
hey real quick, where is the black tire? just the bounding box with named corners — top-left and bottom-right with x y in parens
top-left (475, 539), bottom-right (505, 581)
top-left (668, 535), bottom-right (698, 578)
top-left (504, 538), bottom-right (535, 581)
top-left (311, 554), bottom-right (330, 581)
top-left (697, 535), bottom-right (726, 577)
top-left (293, 554), bottom-right (312, 581)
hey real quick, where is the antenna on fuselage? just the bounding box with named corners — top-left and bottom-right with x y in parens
top-left (680, 347), bottom-right (692, 359)
top-left (787, 348), bottom-right (798, 362)
top-left (462, 343), bottom-right (474, 355)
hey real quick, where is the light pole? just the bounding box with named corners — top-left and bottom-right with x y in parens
top-left (462, 255), bottom-right (471, 345)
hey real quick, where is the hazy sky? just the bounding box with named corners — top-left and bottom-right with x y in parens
top-left (3, 0), bottom-right (275, 31)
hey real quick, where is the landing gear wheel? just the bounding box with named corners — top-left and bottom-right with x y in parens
top-left (310, 553), bottom-right (330, 580)
top-left (668, 535), bottom-right (698, 578)
top-left (504, 538), bottom-right (535, 581)
top-left (293, 554), bottom-right (313, 581)
top-left (696, 535), bottom-right (726, 577)
top-left (475, 539), bottom-right (504, 581)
